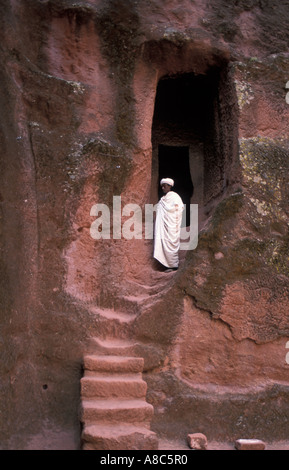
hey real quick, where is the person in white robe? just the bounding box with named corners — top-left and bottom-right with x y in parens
top-left (153, 178), bottom-right (184, 271)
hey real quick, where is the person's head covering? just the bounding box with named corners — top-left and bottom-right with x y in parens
top-left (160, 178), bottom-right (174, 187)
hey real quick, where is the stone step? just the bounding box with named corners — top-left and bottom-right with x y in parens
top-left (125, 279), bottom-right (168, 297)
top-left (81, 374), bottom-right (147, 399)
top-left (83, 355), bottom-right (144, 374)
top-left (82, 424), bottom-right (159, 450)
top-left (86, 338), bottom-right (165, 371)
top-left (88, 306), bottom-right (136, 339)
top-left (102, 295), bottom-right (148, 315)
top-left (80, 398), bottom-right (154, 424)
top-left (88, 337), bottom-right (138, 356)
top-left (89, 305), bottom-right (135, 320)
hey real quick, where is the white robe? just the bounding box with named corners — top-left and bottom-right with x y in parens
top-left (154, 190), bottom-right (184, 268)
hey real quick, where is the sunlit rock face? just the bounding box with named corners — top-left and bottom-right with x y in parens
top-left (1, 0), bottom-right (289, 449)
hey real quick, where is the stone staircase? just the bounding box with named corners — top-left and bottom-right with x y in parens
top-left (79, 304), bottom-right (159, 450)
top-left (80, 353), bottom-right (158, 450)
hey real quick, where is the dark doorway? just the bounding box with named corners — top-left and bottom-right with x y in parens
top-left (151, 68), bottom-right (239, 230)
top-left (158, 144), bottom-right (194, 225)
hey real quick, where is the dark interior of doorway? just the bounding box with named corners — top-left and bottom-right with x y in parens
top-left (158, 144), bottom-right (194, 225)
top-left (152, 67), bottom-right (239, 234)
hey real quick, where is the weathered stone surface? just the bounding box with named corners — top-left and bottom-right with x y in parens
top-left (187, 433), bottom-right (208, 450)
top-left (1, 0), bottom-right (289, 450)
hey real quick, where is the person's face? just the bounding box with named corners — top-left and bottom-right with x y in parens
top-left (161, 183), bottom-right (172, 194)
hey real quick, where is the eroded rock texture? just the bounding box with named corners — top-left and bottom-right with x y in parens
top-left (1, 0), bottom-right (289, 449)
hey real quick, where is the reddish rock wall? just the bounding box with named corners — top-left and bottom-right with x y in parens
top-left (1, 0), bottom-right (289, 448)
